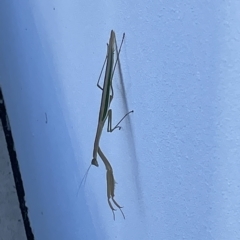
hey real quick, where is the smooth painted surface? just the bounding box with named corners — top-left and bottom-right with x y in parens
top-left (1, 1), bottom-right (240, 240)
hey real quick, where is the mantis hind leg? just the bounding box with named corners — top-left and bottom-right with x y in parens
top-left (97, 31), bottom-right (124, 90)
top-left (97, 55), bottom-right (108, 90)
top-left (110, 33), bottom-right (125, 81)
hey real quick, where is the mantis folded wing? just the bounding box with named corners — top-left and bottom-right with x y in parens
top-left (79, 30), bottom-right (133, 219)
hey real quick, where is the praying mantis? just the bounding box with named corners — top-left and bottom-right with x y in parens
top-left (80, 30), bottom-right (133, 220)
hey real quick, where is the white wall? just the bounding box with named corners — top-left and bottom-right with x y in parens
top-left (1, 1), bottom-right (240, 240)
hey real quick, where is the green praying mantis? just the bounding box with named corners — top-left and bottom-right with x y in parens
top-left (79, 30), bottom-right (133, 220)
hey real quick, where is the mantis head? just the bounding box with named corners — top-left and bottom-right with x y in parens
top-left (91, 158), bottom-right (99, 167)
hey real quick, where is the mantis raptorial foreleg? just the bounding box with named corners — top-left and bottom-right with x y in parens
top-left (98, 147), bottom-right (125, 220)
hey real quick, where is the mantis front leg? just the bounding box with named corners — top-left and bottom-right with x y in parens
top-left (98, 147), bottom-right (125, 220)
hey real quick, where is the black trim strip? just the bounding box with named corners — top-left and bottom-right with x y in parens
top-left (0, 88), bottom-right (34, 240)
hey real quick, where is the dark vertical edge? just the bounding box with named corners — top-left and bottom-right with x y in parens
top-left (0, 88), bottom-right (35, 240)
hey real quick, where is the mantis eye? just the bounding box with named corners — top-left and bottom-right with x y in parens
top-left (91, 158), bottom-right (99, 167)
